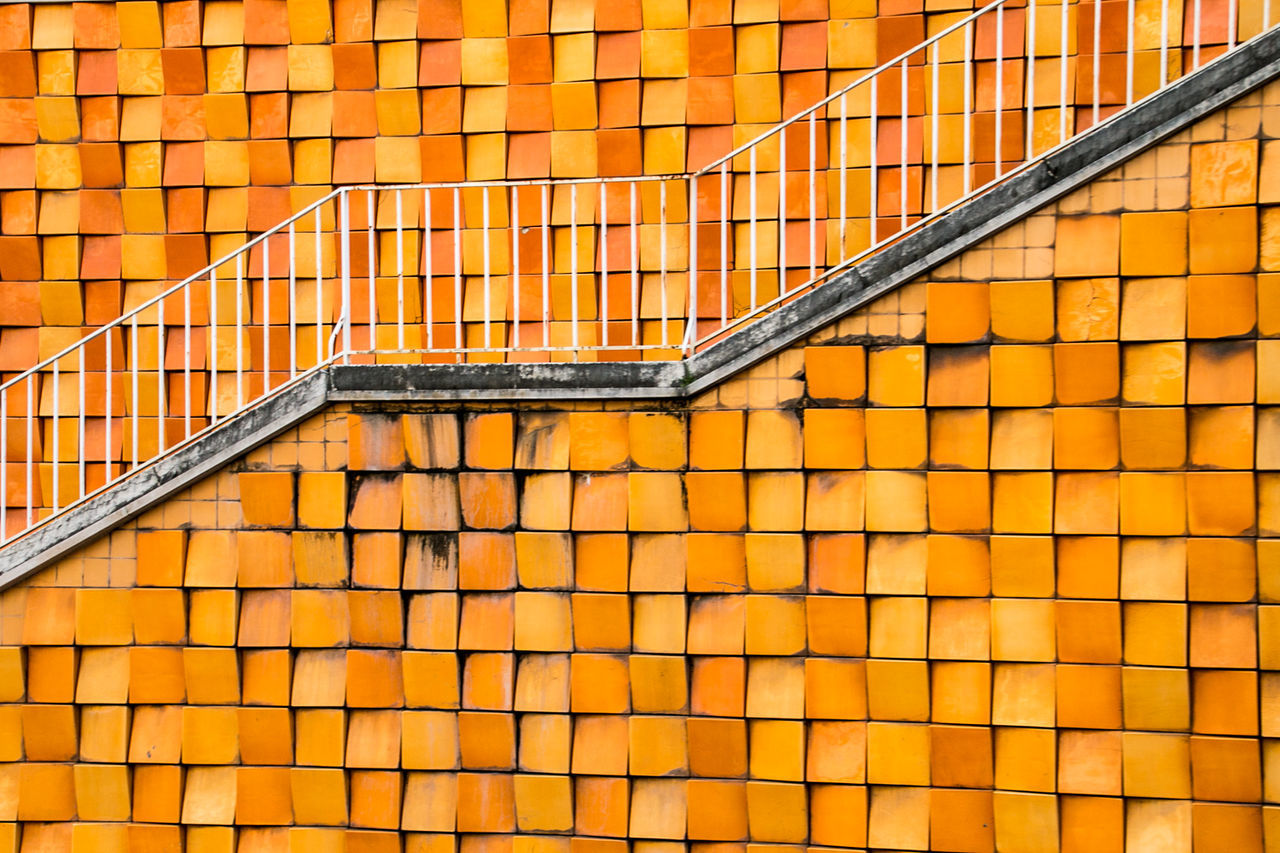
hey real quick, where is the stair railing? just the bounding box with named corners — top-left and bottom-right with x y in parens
top-left (0, 186), bottom-right (347, 541)
top-left (684, 0), bottom-right (1266, 350)
top-left (0, 0), bottom-right (1267, 544)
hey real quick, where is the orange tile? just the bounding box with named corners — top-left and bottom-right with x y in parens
top-left (465, 412), bottom-right (515, 469)
top-left (926, 281), bottom-right (990, 343)
top-left (1190, 140), bottom-right (1258, 207)
top-left (804, 345), bottom-right (866, 402)
top-left (1120, 211), bottom-right (1187, 276)
top-left (457, 773), bottom-right (516, 832)
top-left (689, 411), bottom-right (745, 470)
top-left (1188, 274), bottom-right (1257, 338)
top-left (238, 471), bottom-right (294, 527)
top-left (1190, 207), bottom-right (1258, 274)
top-left (1056, 215), bottom-right (1120, 277)
top-left (686, 780), bottom-right (748, 841)
top-left (804, 408), bottom-right (866, 469)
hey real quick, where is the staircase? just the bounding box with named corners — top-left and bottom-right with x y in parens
top-left (0, 0), bottom-right (1273, 556)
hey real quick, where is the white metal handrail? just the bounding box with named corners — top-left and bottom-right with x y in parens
top-left (0, 0), bottom-right (1266, 545)
top-left (683, 0), bottom-right (1267, 350)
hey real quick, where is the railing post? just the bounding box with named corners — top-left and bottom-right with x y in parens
top-left (483, 186), bottom-right (493, 352)
top-left (659, 180), bottom-right (669, 349)
top-left (630, 181), bottom-right (639, 348)
top-left (78, 347), bottom-right (85, 501)
top-left (687, 176), bottom-right (698, 355)
top-left (720, 165), bottom-right (729, 329)
top-left (749, 148), bottom-right (758, 310)
top-left (453, 187), bottom-right (463, 358)
top-left (314, 209), bottom-right (323, 365)
top-left (367, 189), bottom-right (376, 359)
top-left (51, 361), bottom-right (58, 513)
top-left (779, 127), bottom-right (787, 297)
top-left (25, 377), bottom-right (33, 528)
top-left (599, 182), bottom-right (608, 350)
top-left (1028, 0), bottom-right (1038, 155)
top-left (156, 297), bottom-right (165, 456)
top-left (425, 188), bottom-right (434, 352)
top-left (210, 268), bottom-right (219, 424)
top-left (105, 326), bottom-right (112, 480)
top-left (396, 190), bottom-right (405, 351)
top-left (235, 253), bottom-right (244, 406)
top-left (288, 221), bottom-right (297, 379)
top-left (340, 188), bottom-right (352, 364)
top-left (570, 183), bottom-right (579, 354)
top-left (263, 232), bottom-right (271, 394)
top-left (870, 76), bottom-right (879, 246)
top-left (512, 186), bottom-right (521, 352)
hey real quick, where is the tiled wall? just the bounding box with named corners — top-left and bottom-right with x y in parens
top-left (0, 0), bottom-right (1267, 526)
top-left (0, 84), bottom-right (1276, 851)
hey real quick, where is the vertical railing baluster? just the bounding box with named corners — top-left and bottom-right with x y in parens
top-left (932, 41), bottom-right (941, 212)
top-left (1091, 0), bottom-right (1101, 126)
top-left (600, 182), bottom-right (609, 349)
top-left (26, 377), bottom-right (33, 527)
top-left (236, 253), bottom-right (245, 403)
top-left (105, 324), bottom-right (112, 481)
top-left (687, 175), bottom-right (697, 352)
top-left (659, 180), bottom-right (668, 349)
top-left (263, 236), bottom-right (271, 393)
top-left (779, 127), bottom-right (788, 296)
top-left (288, 222), bottom-right (297, 379)
top-left (483, 187), bottom-right (493, 351)
top-left (749, 148), bottom-right (758, 310)
top-left (341, 189), bottom-right (351, 363)
top-left (183, 281), bottom-right (191, 439)
top-left (570, 183), bottom-right (579, 353)
top-left (51, 362), bottom-right (58, 513)
top-left (541, 184), bottom-right (551, 349)
top-left (720, 164), bottom-right (728, 328)
top-left (1059, 0), bottom-right (1069, 144)
top-left (808, 113), bottom-right (817, 281)
top-left (156, 299), bottom-right (165, 456)
top-left (396, 190), bottom-right (405, 351)
top-left (512, 186), bottom-right (521, 353)
top-left (130, 319), bottom-right (138, 469)
top-left (1126, 0), bottom-right (1136, 104)
top-left (630, 181), bottom-right (639, 347)
top-left (997, 4), bottom-right (1006, 174)
top-left (900, 57), bottom-right (909, 229)
top-left (453, 187), bottom-right (463, 356)
top-left (964, 21), bottom-right (974, 193)
top-left (1028, 0), bottom-right (1038, 157)
top-left (870, 76), bottom-right (879, 245)
top-left (367, 190), bottom-right (376, 357)
top-left (313, 208), bottom-right (322, 364)
top-left (839, 93), bottom-right (848, 259)
top-left (77, 348), bottom-right (85, 501)
top-left (210, 269), bottom-right (218, 423)
top-left (425, 189), bottom-right (434, 352)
